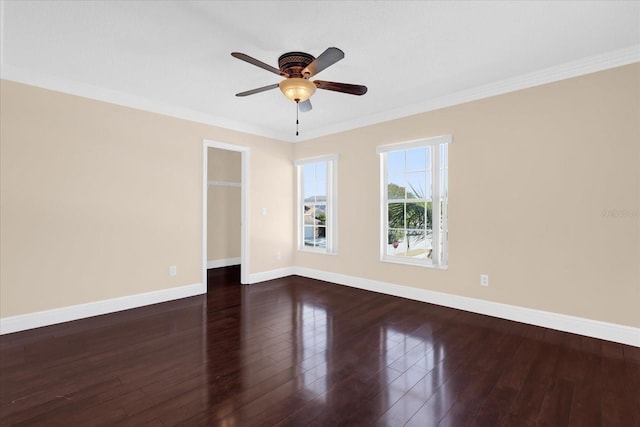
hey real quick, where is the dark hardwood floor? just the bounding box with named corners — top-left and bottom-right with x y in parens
top-left (1, 266), bottom-right (639, 426)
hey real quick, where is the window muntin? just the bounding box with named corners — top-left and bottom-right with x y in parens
top-left (378, 136), bottom-right (450, 268)
top-left (295, 155), bottom-right (337, 254)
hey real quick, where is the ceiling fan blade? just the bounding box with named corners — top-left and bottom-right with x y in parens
top-left (298, 99), bottom-right (312, 112)
top-left (302, 47), bottom-right (344, 77)
top-left (235, 83), bottom-right (279, 97)
top-left (314, 80), bottom-right (368, 96)
top-left (231, 52), bottom-right (287, 77)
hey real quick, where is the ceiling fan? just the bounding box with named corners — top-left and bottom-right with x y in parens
top-left (231, 47), bottom-right (367, 114)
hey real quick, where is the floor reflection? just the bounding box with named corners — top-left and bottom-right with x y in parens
top-left (205, 268), bottom-right (455, 425)
top-left (298, 302), bottom-right (330, 401)
top-left (3, 266), bottom-right (626, 426)
top-left (379, 325), bottom-right (451, 425)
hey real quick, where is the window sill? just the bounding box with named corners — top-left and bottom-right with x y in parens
top-left (380, 257), bottom-right (448, 270)
top-left (298, 248), bottom-right (337, 256)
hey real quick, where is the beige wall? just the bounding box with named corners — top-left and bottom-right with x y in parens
top-left (294, 64), bottom-right (640, 328)
top-left (0, 80), bottom-right (293, 318)
top-left (2, 64), bottom-right (638, 329)
top-left (207, 148), bottom-right (241, 262)
top-left (248, 141), bottom-right (295, 273)
top-left (208, 147), bottom-right (241, 183)
top-left (207, 186), bottom-right (241, 262)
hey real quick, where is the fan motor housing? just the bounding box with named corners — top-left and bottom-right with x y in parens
top-left (278, 52), bottom-right (315, 77)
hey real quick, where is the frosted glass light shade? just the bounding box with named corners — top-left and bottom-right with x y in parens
top-left (279, 78), bottom-right (316, 102)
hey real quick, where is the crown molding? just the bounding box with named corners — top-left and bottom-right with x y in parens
top-left (0, 64), bottom-right (293, 142)
top-left (2, 45), bottom-right (638, 143)
top-left (297, 45), bottom-right (640, 141)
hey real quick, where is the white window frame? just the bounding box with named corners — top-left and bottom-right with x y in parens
top-left (377, 135), bottom-right (451, 268)
top-left (295, 154), bottom-right (338, 254)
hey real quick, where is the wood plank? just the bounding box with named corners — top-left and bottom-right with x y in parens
top-left (0, 266), bottom-right (637, 426)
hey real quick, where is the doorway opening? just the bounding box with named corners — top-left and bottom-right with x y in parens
top-left (202, 140), bottom-right (249, 287)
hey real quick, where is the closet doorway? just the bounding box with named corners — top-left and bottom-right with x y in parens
top-left (202, 140), bottom-right (249, 286)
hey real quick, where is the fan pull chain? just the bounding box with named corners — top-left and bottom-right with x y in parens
top-left (295, 101), bottom-right (299, 136)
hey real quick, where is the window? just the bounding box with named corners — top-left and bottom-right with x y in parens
top-left (295, 155), bottom-right (337, 253)
top-left (377, 135), bottom-right (450, 268)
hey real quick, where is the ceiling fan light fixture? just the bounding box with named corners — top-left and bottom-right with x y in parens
top-left (279, 78), bottom-right (316, 102)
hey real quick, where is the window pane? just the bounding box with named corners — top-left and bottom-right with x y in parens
top-left (406, 147), bottom-right (426, 171)
top-left (315, 180), bottom-right (327, 200)
top-left (387, 151), bottom-right (405, 174)
top-left (388, 175), bottom-right (405, 199)
top-left (406, 172), bottom-right (426, 199)
top-left (406, 202), bottom-right (425, 229)
top-left (388, 229), bottom-right (406, 256)
top-left (315, 204), bottom-right (326, 225)
top-left (406, 231), bottom-right (429, 258)
top-left (304, 178), bottom-right (316, 201)
top-left (304, 203), bottom-right (314, 221)
top-left (388, 203), bottom-right (405, 228)
top-left (304, 226), bottom-right (315, 246)
top-left (315, 162), bottom-right (327, 181)
top-left (305, 163), bottom-right (315, 178)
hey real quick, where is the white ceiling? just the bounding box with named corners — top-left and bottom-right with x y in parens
top-left (1, 1), bottom-right (639, 142)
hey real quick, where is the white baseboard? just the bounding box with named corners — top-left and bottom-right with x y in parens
top-left (4, 265), bottom-right (637, 347)
top-left (246, 267), bottom-right (295, 285)
top-left (207, 257), bottom-right (241, 269)
top-left (292, 267), bottom-right (640, 347)
top-left (0, 282), bottom-right (205, 335)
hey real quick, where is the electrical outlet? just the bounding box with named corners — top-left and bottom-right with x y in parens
top-left (480, 274), bottom-right (489, 287)
top-left (169, 265), bottom-right (177, 276)
top-left (276, 251), bottom-right (282, 261)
